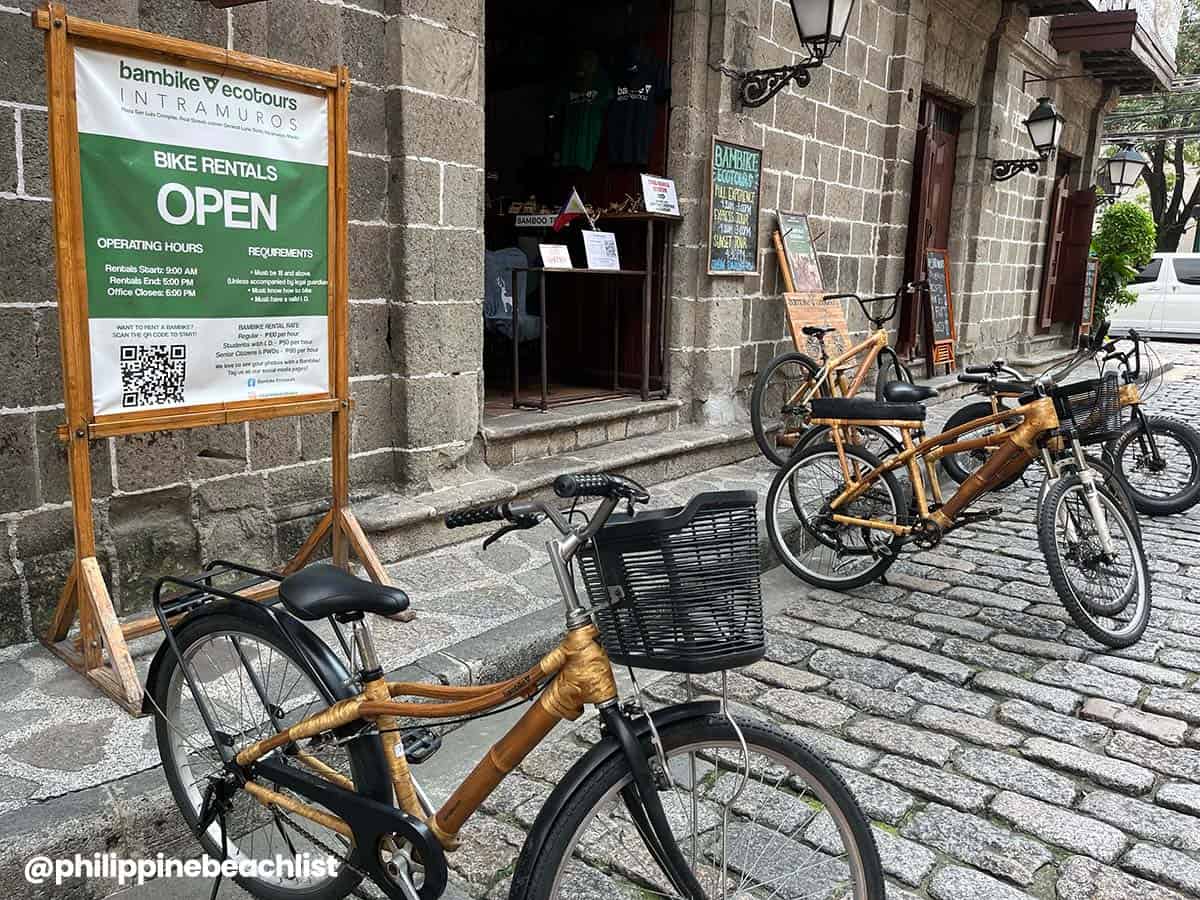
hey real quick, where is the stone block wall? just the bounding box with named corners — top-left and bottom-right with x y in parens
top-left (0, 0), bottom-right (413, 642)
top-left (660, 0), bottom-right (1113, 429)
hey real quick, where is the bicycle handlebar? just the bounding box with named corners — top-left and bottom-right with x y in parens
top-left (554, 472), bottom-right (651, 503)
top-left (445, 504), bottom-right (509, 529)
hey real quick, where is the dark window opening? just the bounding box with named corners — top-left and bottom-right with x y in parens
top-left (1170, 259), bottom-right (1200, 285)
top-left (483, 0), bottom-right (673, 414)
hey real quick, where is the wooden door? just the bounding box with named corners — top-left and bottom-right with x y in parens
top-left (1040, 183), bottom-right (1097, 327)
top-left (902, 95), bottom-right (961, 358)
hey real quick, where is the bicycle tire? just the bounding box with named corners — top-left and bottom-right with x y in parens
top-left (751, 351), bottom-right (825, 466)
top-left (938, 401), bottom-right (1022, 490)
top-left (151, 612), bottom-right (392, 900)
top-left (767, 441), bottom-right (905, 590)
top-left (1107, 415), bottom-right (1200, 516)
top-left (509, 713), bottom-right (885, 900)
top-left (1037, 453), bottom-right (1141, 542)
top-left (1038, 474), bottom-right (1151, 649)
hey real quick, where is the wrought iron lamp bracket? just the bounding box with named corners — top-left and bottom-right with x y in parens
top-left (738, 60), bottom-right (818, 108)
top-left (991, 150), bottom-right (1053, 183)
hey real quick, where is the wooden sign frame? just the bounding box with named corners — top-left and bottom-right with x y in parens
top-left (706, 136), bottom-right (763, 277)
top-left (774, 212), bottom-right (824, 294)
top-left (924, 248), bottom-right (957, 370)
top-left (35, 4), bottom-right (403, 714)
top-left (1080, 256), bottom-right (1101, 337)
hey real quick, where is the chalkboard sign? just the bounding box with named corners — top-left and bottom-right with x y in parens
top-left (1081, 257), bottom-right (1100, 334)
top-left (777, 212), bottom-right (824, 292)
top-left (925, 249), bottom-right (956, 367)
top-left (707, 137), bottom-right (763, 276)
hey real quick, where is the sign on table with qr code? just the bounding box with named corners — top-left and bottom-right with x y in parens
top-left (74, 47), bottom-right (331, 416)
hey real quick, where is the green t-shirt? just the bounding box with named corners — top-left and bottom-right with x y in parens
top-left (559, 72), bottom-right (612, 171)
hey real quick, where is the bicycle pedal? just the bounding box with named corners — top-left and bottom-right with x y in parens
top-left (402, 727), bottom-right (441, 764)
top-left (960, 506), bottom-right (1003, 524)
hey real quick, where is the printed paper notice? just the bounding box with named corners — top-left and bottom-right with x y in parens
top-left (640, 174), bottom-right (680, 216)
top-left (582, 231), bottom-right (621, 271)
top-left (539, 244), bottom-right (573, 269)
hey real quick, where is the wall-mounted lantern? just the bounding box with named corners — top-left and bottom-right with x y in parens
top-left (739, 0), bottom-right (857, 108)
top-left (1097, 142), bottom-right (1151, 207)
top-left (991, 97), bottom-right (1065, 182)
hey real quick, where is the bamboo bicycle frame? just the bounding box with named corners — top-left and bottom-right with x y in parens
top-left (775, 330), bottom-right (889, 450)
top-left (810, 395), bottom-right (1062, 533)
top-left (234, 623), bottom-right (617, 851)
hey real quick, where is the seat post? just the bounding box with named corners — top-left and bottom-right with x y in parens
top-left (339, 612), bottom-right (381, 677)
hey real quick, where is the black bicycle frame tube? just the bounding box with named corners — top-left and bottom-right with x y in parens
top-left (600, 704), bottom-right (707, 900)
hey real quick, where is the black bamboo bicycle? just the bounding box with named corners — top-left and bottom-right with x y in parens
top-left (145, 472), bottom-right (884, 900)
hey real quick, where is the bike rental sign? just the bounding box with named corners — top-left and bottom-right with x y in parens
top-left (75, 47), bottom-right (331, 416)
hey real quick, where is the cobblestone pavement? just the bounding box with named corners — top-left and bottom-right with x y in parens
top-left (440, 346), bottom-right (1200, 900)
top-left (3, 341), bottom-right (1200, 900)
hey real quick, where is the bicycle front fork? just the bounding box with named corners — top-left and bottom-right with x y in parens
top-left (1041, 443), bottom-right (1117, 556)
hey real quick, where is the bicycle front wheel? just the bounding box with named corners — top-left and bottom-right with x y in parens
top-left (751, 351), bottom-right (826, 466)
top-left (511, 713), bottom-right (884, 900)
top-left (1108, 415), bottom-right (1200, 516)
top-left (1038, 474), bottom-right (1152, 649)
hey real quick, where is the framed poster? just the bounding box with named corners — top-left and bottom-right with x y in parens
top-left (776, 212), bottom-right (824, 292)
top-left (707, 136), bottom-right (763, 276)
top-left (1081, 256), bottom-right (1100, 335)
top-left (73, 46), bottom-right (332, 420)
top-left (924, 249), bottom-right (957, 368)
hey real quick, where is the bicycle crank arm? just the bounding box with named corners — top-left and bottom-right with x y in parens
top-left (250, 756), bottom-right (448, 900)
top-left (601, 705), bottom-right (708, 900)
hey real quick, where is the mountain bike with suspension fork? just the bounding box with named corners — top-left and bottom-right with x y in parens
top-left (938, 326), bottom-right (1200, 516)
top-left (766, 372), bottom-right (1152, 648)
top-left (145, 471), bottom-right (884, 900)
top-left (750, 284), bottom-right (921, 466)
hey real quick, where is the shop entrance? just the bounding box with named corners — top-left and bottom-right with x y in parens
top-left (482, 0), bottom-right (673, 416)
top-left (903, 93), bottom-right (962, 371)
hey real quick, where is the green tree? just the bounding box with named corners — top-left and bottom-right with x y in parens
top-left (1111, 0), bottom-right (1200, 251)
top-left (1091, 201), bottom-right (1157, 322)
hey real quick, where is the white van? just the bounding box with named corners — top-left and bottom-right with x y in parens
top-left (1110, 253), bottom-right (1200, 339)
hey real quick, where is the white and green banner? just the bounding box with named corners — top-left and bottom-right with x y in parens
top-left (74, 47), bottom-right (330, 416)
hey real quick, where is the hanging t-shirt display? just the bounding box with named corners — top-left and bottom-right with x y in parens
top-left (607, 51), bottom-right (669, 167)
top-left (558, 51), bottom-right (612, 171)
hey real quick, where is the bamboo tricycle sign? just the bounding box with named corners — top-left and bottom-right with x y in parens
top-left (36, 4), bottom-right (396, 713)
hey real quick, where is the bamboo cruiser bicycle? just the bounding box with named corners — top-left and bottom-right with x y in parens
top-left (766, 374), bottom-right (1152, 648)
top-left (750, 286), bottom-right (921, 466)
top-left (146, 472), bottom-right (884, 900)
top-left (939, 327), bottom-right (1200, 516)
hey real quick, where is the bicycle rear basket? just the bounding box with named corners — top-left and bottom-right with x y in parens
top-left (1051, 373), bottom-right (1122, 445)
top-left (577, 491), bottom-right (764, 674)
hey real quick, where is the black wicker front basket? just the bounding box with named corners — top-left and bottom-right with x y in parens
top-left (1051, 373), bottom-right (1122, 446)
top-left (577, 490), bottom-right (765, 674)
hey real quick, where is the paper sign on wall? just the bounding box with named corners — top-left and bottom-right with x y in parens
top-left (539, 244), bottom-right (573, 269)
top-left (73, 46), bottom-right (331, 416)
top-left (583, 231), bottom-right (621, 270)
top-left (640, 174), bottom-right (680, 216)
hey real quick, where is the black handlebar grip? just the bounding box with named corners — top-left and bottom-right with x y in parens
top-left (965, 365), bottom-right (993, 375)
top-left (554, 472), bottom-right (614, 499)
top-left (991, 380), bottom-right (1032, 395)
top-left (957, 373), bottom-right (988, 384)
top-left (445, 504), bottom-right (507, 529)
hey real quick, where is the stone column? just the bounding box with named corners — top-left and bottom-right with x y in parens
top-left (384, 2), bottom-right (485, 490)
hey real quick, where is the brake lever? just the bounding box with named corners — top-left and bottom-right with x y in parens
top-left (482, 514), bottom-right (543, 551)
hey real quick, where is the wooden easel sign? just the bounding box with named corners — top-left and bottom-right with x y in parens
top-left (784, 293), bottom-right (851, 359)
top-left (924, 249), bottom-right (957, 370)
top-left (34, 4), bottom-right (397, 713)
top-left (774, 212), bottom-right (824, 293)
top-left (1080, 256), bottom-right (1100, 338)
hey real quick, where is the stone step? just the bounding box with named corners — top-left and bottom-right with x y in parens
top-left (354, 423), bottom-right (758, 563)
top-left (479, 396), bottom-right (683, 467)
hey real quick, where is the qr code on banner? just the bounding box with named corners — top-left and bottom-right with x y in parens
top-left (120, 344), bottom-right (187, 408)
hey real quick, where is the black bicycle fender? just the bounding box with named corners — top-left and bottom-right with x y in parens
top-left (508, 700), bottom-right (721, 898)
top-left (141, 597), bottom-right (353, 715)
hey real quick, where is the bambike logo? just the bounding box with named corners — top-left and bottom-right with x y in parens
top-left (117, 59), bottom-right (301, 132)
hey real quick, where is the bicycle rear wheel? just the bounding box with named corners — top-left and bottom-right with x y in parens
top-left (510, 713), bottom-right (884, 900)
top-left (937, 400), bottom-right (1022, 490)
top-left (1107, 415), bottom-right (1200, 516)
top-left (1038, 474), bottom-right (1151, 648)
top-left (767, 442), bottom-right (905, 590)
top-left (150, 611), bottom-right (392, 900)
top-left (751, 351), bottom-right (826, 466)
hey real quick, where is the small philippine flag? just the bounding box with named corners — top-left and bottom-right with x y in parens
top-left (553, 187), bottom-right (590, 231)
